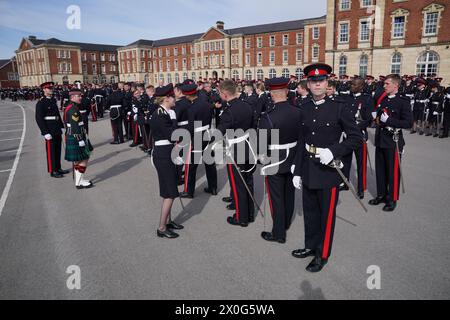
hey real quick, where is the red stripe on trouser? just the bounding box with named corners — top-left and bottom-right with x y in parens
top-left (46, 140), bottom-right (52, 173)
top-left (184, 144), bottom-right (191, 193)
top-left (393, 150), bottom-right (399, 201)
top-left (265, 177), bottom-right (274, 219)
top-left (111, 121), bottom-right (116, 139)
top-left (228, 164), bottom-right (240, 221)
top-left (322, 187), bottom-right (337, 259)
top-left (362, 143), bottom-right (367, 191)
top-left (133, 123), bottom-right (138, 144)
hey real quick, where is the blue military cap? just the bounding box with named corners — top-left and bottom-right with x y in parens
top-left (155, 83), bottom-right (174, 97)
top-left (265, 77), bottom-right (290, 90)
top-left (304, 63), bottom-right (332, 81)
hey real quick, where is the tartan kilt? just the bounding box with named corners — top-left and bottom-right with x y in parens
top-left (64, 136), bottom-right (93, 162)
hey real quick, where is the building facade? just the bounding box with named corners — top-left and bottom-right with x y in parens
top-left (15, 36), bottom-right (120, 87)
top-left (325, 0), bottom-right (450, 83)
top-left (118, 17), bottom-right (327, 86)
top-left (0, 58), bottom-right (20, 88)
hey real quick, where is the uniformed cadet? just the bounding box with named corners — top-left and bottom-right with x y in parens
top-left (107, 84), bottom-right (125, 144)
top-left (129, 90), bottom-right (143, 147)
top-left (295, 81), bottom-right (311, 108)
top-left (337, 75), bottom-right (351, 96)
top-left (291, 63), bottom-right (363, 273)
top-left (287, 75), bottom-right (298, 106)
top-left (426, 81), bottom-right (443, 137)
top-left (341, 77), bottom-right (374, 198)
top-left (363, 75), bottom-right (376, 97)
top-left (216, 80), bottom-right (256, 227)
top-left (243, 82), bottom-right (258, 111)
top-left (35, 82), bottom-right (69, 178)
top-left (412, 78), bottom-right (429, 134)
top-left (60, 85), bottom-right (70, 111)
top-left (123, 82), bottom-right (133, 140)
top-left (439, 86), bottom-right (450, 138)
top-left (369, 74), bottom-right (413, 212)
top-left (92, 84), bottom-right (106, 119)
top-left (143, 85), bottom-right (157, 153)
top-left (258, 77), bottom-right (301, 243)
top-left (180, 82), bottom-right (218, 198)
top-left (79, 88), bottom-right (91, 135)
top-left (254, 82), bottom-right (271, 129)
top-left (64, 89), bottom-right (94, 189)
top-left (149, 84), bottom-right (184, 239)
top-left (326, 81), bottom-right (338, 100)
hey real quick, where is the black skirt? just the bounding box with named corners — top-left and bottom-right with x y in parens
top-left (154, 156), bottom-right (179, 199)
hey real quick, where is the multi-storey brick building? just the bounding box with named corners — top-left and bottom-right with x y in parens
top-left (118, 17), bottom-right (326, 85)
top-left (0, 58), bottom-right (20, 88)
top-left (325, 0), bottom-right (450, 82)
top-left (15, 36), bottom-right (121, 87)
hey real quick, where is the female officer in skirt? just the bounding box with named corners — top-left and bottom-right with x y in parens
top-left (64, 89), bottom-right (94, 189)
top-left (150, 84), bottom-right (184, 239)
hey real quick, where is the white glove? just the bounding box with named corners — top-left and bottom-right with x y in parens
top-left (371, 112), bottom-right (377, 120)
top-left (292, 176), bottom-right (302, 190)
top-left (132, 106), bottom-right (138, 113)
top-left (78, 140), bottom-right (86, 147)
top-left (44, 134), bottom-right (52, 140)
top-left (174, 156), bottom-right (184, 165)
top-left (167, 109), bottom-right (177, 120)
top-left (433, 111), bottom-right (438, 116)
top-left (61, 128), bottom-right (65, 134)
top-left (380, 112), bottom-right (389, 123)
top-left (133, 114), bottom-right (138, 121)
top-left (290, 165), bottom-right (295, 174)
top-left (319, 148), bottom-right (334, 165)
top-left (127, 111), bottom-right (131, 116)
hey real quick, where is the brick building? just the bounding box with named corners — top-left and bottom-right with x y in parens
top-left (0, 58), bottom-right (20, 88)
top-left (15, 36), bottom-right (121, 87)
top-left (117, 17), bottom-right (326, 85)
top-left (325, 0), bottom-right (450, 82)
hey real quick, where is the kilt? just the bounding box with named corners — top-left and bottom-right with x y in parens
top-left (65, 136), bottom-right (93, 162)
top-left (154, 156), bottom-right (179, 199)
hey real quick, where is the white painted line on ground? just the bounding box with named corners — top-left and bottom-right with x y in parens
top-left (1, 150), bottom-right (18, 153)
top-left (0, 123), bottom-right (22, 126)
top-left (0, 103), bottom-right (26, 216)
top-left (0, 138), bottom-right (21, 142)
top-left (0, 119), bottom-right (23, 123)
top-left (0, 169), bottom-right (12, 173)
top-left (0, 129), bottom-right (23, 133)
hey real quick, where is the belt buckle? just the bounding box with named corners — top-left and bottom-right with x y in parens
top-left (309, 146), bottom-right (316, 154)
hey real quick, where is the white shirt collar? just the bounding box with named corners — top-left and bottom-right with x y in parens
top-left (388, 94), bottom-right (397, 99)
top-left (313, 99), bottom-right (325, 105)
top-left (354, 93), bottom-right (361, 97)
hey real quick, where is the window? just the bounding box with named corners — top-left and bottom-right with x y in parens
top-left (204, 56), bottom-right (208, 67)
top-left (359, 55), bottom-right (368, 77)
top-left (245, 38), bottom-right (251, 49)
top-left (245, 53), bottom-right (250, 65)
top-left (82, 64), bottom-right (87, 73)
top-left (360, 20), bottom-right (370, 42)
top-left (257, 37), bottom-right (263, 48)
top-left (148, 62), bottom-right (152, 72)
top-left (159, 61), bottom-right (163, 72)
top-left (295, 68), bottom-right (304, 79)
top-left (270, 36), bottom-right (275, 47)
top-left (92, 64), bottom-right (97, 74)
top-left (158, 49), bottom-right (162, 57)
top-left (339, 55), bottom-right (347, 76)
top-left (204, 42), bottom-right (209, 51)
top-left (101, 64), bottom-right (106, 74)
top-left (110, 54), bottom-right (116, 62)
top-left (166, 60), bottom-right (171, 71)
top-left (174, 59), bottom-right (178, 70)
top-left (111, 76), bottom-right (116, 84)
top-left (393, 16), bottom-right (405, 38)
top-left (424, 12), bottom-right (438, 36)
top-left (166, 48), bottom-right (170, 56)
top-left (91, 53), bottom-right (96, 61)
top-left (416, 51), bottom-right (439, 76)
top-left (257, 52), bottom-right (262, 64)
top-left (339, 23), bottom-right (349, 43)
top-left (245, 70), bottom-right (252, 81)
top-left (83, 53), bottom-right (87, 61)
top-left (141, 61), bottom-right (145, 72)
top-left (283, 34), bottom-right (289, 46)
top-left (182, 46), bottom-right (186, 55)
top-left (340, 0), bottom-right (350, 10)
top-left (268, 68), bottom-right (276, 79)
top-left (232, 70), bottom-right (239, 80)
top-left (159, 74), bottom-right (164, 83)
top-left (282, 68), bottom-right (290, 78)
top-left (174, 47), bottom-right (178, 56)
top-left (221, 55), bottom-right (225, 65)
top-left (283, 50), bottom-right (288, 63)
top-left (296, 33), bottom-right (303, 44)
top-left (183, 72), bottom-right (188, 81)
top-left (257, 69), bottom-right (264, 80)
top-left (183, 59), bottom-right (187, 69)
top-left (101, 53), bottom-right (106, 61)
top-left (220, 41), bottom-right (224, 50)
top-left (296, 50), bottom-right (302, 62)
top-left (312, 45), bottom-right (319, 60)
top-left (175, 73), bottom-right (180, 83)
top-left (312, 27), bottom-right (319, 40)
top-left (391, 53), bottom-right (402, 74)
top-left (270, 51), bottom-right (275, 64)
top-left (167, 73), bottom-right (172, 84)
top-left (191, 72), bottom-right (196, 81)
top-left (361, 0), bottom-right (372, 8)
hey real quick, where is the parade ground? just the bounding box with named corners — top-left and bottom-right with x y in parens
top-left (0, 100), bottom-right (449, 300)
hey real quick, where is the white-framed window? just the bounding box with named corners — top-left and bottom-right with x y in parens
top-left (159, 61), bottom-right (163, 72)
top-left (312, 27), bottom-right (319, 40)
top-left (220, 41), bottom-right (224, 50)
top-left (257, 52), bottom-right (262, 64)
top-left (183, 72), bottom-right (188, 81)
top-left (270, 35), bottom-right (275, 47)
top-left (416, 51), bottom-right (439, 76)
top-left (245, 38), bottom-right (251, 49)
top-left (296, 33), bottom-right (303, 44)
top-left (339, 55), bottom-right (347, 76)
top-left (92, 64), bottom-right (97, 74)
top-left (339, 22), bottom-right (349, 43)
top-left (296, 50), bottom-right (302, 62)
top-left (283, 50), bottom-right (288, 63)
top-left (82, 64), bottom-right (87, 73)
top-left (191, 72), bottom-right (196, 81)
top-left (91, 53), bottom-right (96, 61)
top-left (100, 63), bottom-right (105, 73)
top-left (268, 68), bottom-right (276, 79)
top-left (166, 48), bottom-right (170, 56)
top-left (312, 45), bottom-right (319, 60)
top-left (182, 46), bottom-right (186, 55)
top-left (174, 47), bottom-right (178, 56)
top-left (359, 20), bottom-right (370, 42)
top-left (148, 62), bottom-right (152, 72)
top-left (295, 68), bottom-right (304, 79)
top-left (127, 62), bottom-right (131, 73)
top-left (83, 53), bottom-right (87, 61)
top-left (101, 53), bottom-right (106, 61)
top-left (166, 60), bottom-right (171, 71)
top-left (340, 0), bottom-right (350, 11)
top-left (167, 73), bottom-right (172, 84)
top-left (393, 16), bottom-right (406, 38)
top-left (132, 50), bottom-right (136, 58)
top-left (174, 59), bottom-right (178, 70)
top-left (270, 51), bottom-right (275, 64)
top-left (257, 69), bottom-right (264, 80)
top-left (175, 73), bottom-right (180, 83)
top-left (221, 55), bottom-right (225, 65)
top-left (183, 58), bottom-right (187, 69)
top-left (391, 52), bottom-right (402, 74)
top-left (204, 42), bottom-right (209, 51)
top-left (283, 34), bottom-right (289, 46)
top-left (110, 54), bottom-right (116, 62)
top-left (204, 56), bottom-right (208, 67)
top-left (257, 37), bottom-right (263, 48)
top-left (359, 54), bottom-right (368, 77)
top-left (282, 68), bottom-right (290, 78)
top-left (424, 12), bottom-right (438, 36)
top-left (158, 49), bottom-right (162, 57)
top-left (245, 70), bottom-right (252, 81)
top-left (361, 0), bottom-right (372, 8)
top-left (191, 58), bottom-right (195, 69)
top-left (245, 53), bottom-right (250, 65)
top-left (232, 70), bottom-right (239, 80)
top-left (159, 73), bottom-right (164, 83)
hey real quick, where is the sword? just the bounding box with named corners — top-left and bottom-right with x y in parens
top-left (393, 131), bottom-right (405, 194)
top-left (328, 160), bottom-right (368, 213)
top-left (365, 141), bottom-right (373, 174)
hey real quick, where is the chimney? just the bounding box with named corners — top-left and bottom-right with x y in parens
top-left (216, 21), bottom-right (224, 31)
top-left (28, 35), bottom-right (36, 40)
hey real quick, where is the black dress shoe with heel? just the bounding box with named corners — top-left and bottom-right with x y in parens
top-left (368, 196), bottom-right (386, 206)
top-left (382, 201), bottom-right (397, 212)
top-left (204, 187), bottom-right (218, 195)
top-left (222, 197), bottom-right (233, 203)
top-left (261, 232), bottom-right (285, 243)
top-left (58, 169), bottom-right (70, 175)
top-left (50, 172), bottom-right (64, 178)
top-left (179, 192), bottom-right (194, 199)
top-left (292, 248), bottom-right (316, 259)
top-left (227, 215), bottom-right (248, 227)
top-left (167, 221), bottom-right (184, 230)
top-left (306, 256), bottom-right (328, 273)
top-left (157, 229), bottom-right (179, 239)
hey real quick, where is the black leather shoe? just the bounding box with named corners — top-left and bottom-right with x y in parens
top-left (306, 256), bottom-right (328, 273)
top-left (248, 213), bottom-right (255, 223)
top-left (433, 134), bottom-right (439, 138)
top-left (382, 201), bottom-right (397, 212)
top-left (339, 184), bottom-right (349, 191)
top-left (226, 203), bottom-right (235, 210)
top-left (419, 131), bottom-right (424, 135)
top-left (292, 248), bottom-right (316, 259)
top-left (179, 192), bottom-right (194, 199)
top-left (410, 130), bottom-right (416, 134)
top-left (204, 187), bottom-right (218, 195)
top-left (357, 191), bottom-right (364, 199)
top-left (227, 216), bottom-right (248, 227)
top-left (157, 229), bottom-right (179, 239)
top-left (58, 169), bottom-right (70, 175)
top-left (261, 232), bottom-right (285, 243)
top-left (222, 197), bottom-right (233, 203)
top-left (368, 196), bottom-right (385, 206)
top-left (167, 221), bottom-right (184, 230)
top-left (110, 141), bottom-right (120, 145)
top-left (129, 143), bottom-right (139, 147)
top-left (50, 172), bottom-right (64, 178)
top-left (425, 133), bottom-right (432, 136)
top-left (439, 135), bottom-right (448, 139)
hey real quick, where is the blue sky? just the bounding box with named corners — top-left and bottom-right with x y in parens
top-left (0, 0), bottom-right (326, 59)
